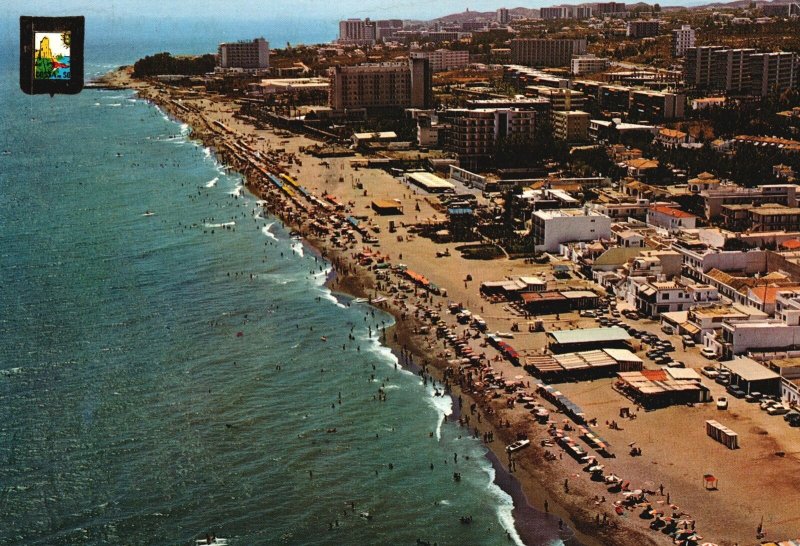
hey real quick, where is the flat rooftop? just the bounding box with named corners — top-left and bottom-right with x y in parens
top-left (721, 357), bottom-right (781, 382)
top-left (549, 326), bottom-right (630, 345)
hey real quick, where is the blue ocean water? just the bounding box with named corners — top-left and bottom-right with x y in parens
top-left (0, 16), bottom-right (570, 546)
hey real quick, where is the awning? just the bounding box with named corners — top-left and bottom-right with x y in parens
top-left (680, 322), bottom-right (700, 335)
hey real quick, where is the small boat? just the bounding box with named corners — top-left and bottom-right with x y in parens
top-left (142, 210), bottom-right (155, 217)
top-left (359, 511), bottom-right (372, 520)
top-left (352, 298), bottom-right (368, 304)
top-left (320, 336), bottom-right (328, 342)
top-left (495, 331), bottom-right (514, 339)
top-left (370, 297), bottom-right (387, 304)
top-left (505, 439), bottom-right (530, 453)
top-left (195, 537), bottom-right (228, 546)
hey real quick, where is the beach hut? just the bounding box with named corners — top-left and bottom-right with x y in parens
top-left (371, 200), bottom-right (403, 215)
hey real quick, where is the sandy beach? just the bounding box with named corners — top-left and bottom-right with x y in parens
top-left (95, 66), bottom-right (800, 546)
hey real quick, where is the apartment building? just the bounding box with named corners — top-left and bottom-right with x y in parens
top-left (627, 20), bottom-right (660, 38)
top-left (701, 183), bottom-right (800, 219)
top-left (595, 2), bottom-right (627, 16)
top-left (510, 38), bottom-right (588, 67)
top-left (540, 6), bottom-right (572, 19)
top-left (497, 8), bottom-right (511, 24)
top-left (338, 19), bottom-right (377, 45)
top-left (552, 110), bottom-right (590, 141)
top-left (218, 38), bottom-right (270, 70)
top-left (671, 25), bottom-right (695, 57)
top-left (504, 65), bottom-right (571, 90)
top-left (761, 3), bottom-right (800, 17)
top-left (439, 108), bottom-right (537, 169)
top-left (684, 46), bottom-right (798, 96)
top-left (629, 89), bottom-right (685, 120)
top-left (570, 54), bottom-right (610, 75)
top-left (410, 49), bottom-right (470, 72)
top-left (750, 51), bottom-right (798, 97)
top-left (329, 59), bottom-right (431, 113)
top-left (748, 204), bottom-right (800, 232)
top-left (529, 87), bottom-right (586, 111)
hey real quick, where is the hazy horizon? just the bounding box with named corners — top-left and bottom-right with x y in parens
top-left (6, 0), bottom-right (718, 23)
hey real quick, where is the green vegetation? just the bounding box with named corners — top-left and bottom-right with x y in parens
top-left (34, 57), bottom-right (53, 79)
top-left (456, 244), bottom-right (505, 260)
top-left (133, 52), bottom-right (216, 77)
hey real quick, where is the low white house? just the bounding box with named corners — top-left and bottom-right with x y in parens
top-left (530, 208), bottom-right (611, 252)
top-left (646, 205), bottom-right (697, 233)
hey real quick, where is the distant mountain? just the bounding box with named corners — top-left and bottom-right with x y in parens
top-left (430, 7), bottom-right (539, 24)
top-left (426, 0), bottom-right (791, 24)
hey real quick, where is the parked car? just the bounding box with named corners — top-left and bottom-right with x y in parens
top-left (745, 392), bottom-right (762, 403)
top-left (715, 373), bottom-right (731, 386)
top-left (661, 324), bottom-right (674, 334)
top-left (716, 396), bottom-right (728, 410)
top-left (761, 400), bottom-right (779, 411)
top-left (783, 411), bottom-right (800, 423)
top-left (701, 347), bottom-right (718, 359)
top-left (580, 310), bottom-right (596, 318)
top-left (726, 385), bottom-right (746, 398)
top-left (767, 404), bottom-right (790, 416)
top-left (786, 413), bottom-right (800, 427)
top-left (701, 366), bottom-right (719, 379)
top-left (670, 360), bottom-right (685, 368)
top-left (681, 335), bottom-right (696, 347)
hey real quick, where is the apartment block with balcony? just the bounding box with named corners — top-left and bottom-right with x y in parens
top-left (701, 183), bottom-right (800, 219)
top-left (329, 59), bottom-right (431, 114)
top-left (510, 38), bottom-right (587, 67)
top-left (671, 25), bottom-right (695, 57)
top-left (552, 110), bottom-right (590, 141)
top-left (570, 54), bottom-right (610, 75)
top-left (440, 108), bottom-right (537, 169)
top-left (629, 89), bottom-right (685, 120)
top-left (218, 38), bottom-right (270, 70)
top-left (748, 204), bottom-right (800, 232)
top-left (410, 49), bottom-right (470, 72)
top-left (627, 20), bottom-right (660, 38)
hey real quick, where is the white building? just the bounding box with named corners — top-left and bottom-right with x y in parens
top-left (719, 289), bottom-right (800, 357)
top-left (530, 208), bottom-right (611, 252)
top-left (570, 54), bottom-right (610, 76)
top-left (338, 19), bottom-right (377, 45)
top-left (410, 49), bottom-right (470, 72)
top-left (635, 281), bottom-right (688, 318)
top-left (671, 25), bottom-right (696, 57)
top-left (646, 205), bottom-right (697, 233)
top-left (218, 38), bottom-right (270, 70)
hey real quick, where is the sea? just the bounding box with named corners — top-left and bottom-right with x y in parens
top-left (0, 16), bottom-right (574, 546)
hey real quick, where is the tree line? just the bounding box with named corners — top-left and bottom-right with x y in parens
top-left (133, 52), bottom-right (216, 77)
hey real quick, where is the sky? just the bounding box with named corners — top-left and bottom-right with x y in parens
top-left (4, 0), bottom-right (703, 22)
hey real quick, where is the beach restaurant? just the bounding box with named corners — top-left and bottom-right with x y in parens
top-left (521, 290), bottom-right (600, 314)
top-left (526, 348), bottom-right (643, 381)
top-left (615, 368), bottom-right (711, 408)
top-left (371, 200), bottom-right (403, 215)
top-left (547, 327), bottom-right (631, 354)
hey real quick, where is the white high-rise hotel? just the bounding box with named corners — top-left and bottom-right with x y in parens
top-left (671, 25), bottom-right (696, 57)
top-left (218, 38), bottom-right (270, 70)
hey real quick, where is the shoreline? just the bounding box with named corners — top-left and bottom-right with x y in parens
top-left (93, 67), bottom-right (735, 546)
